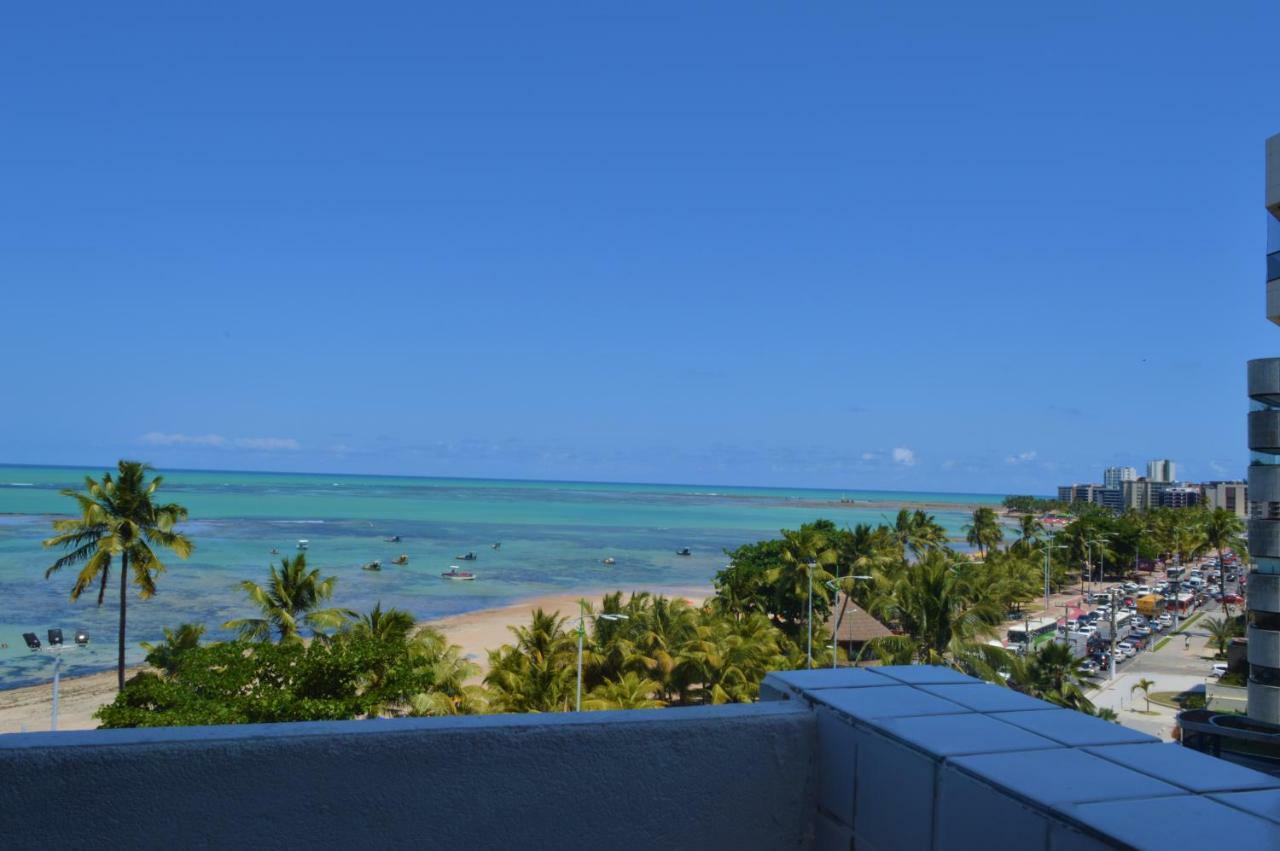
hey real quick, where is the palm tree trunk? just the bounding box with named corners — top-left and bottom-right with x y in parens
top-left (97, 564), bottom-right (109, 607)
top-left (118, 550), bottom-right (128, 692)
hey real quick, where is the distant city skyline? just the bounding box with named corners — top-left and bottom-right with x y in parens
top-left (3, 4), bottom-right (1279, 493)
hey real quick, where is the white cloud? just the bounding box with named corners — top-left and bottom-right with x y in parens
top-left (141, 432), bottom-right (227, 447)
top-left (234, 437), bottom-right (301, 451)
top-left (1006, 450), bottom-right (1038, 465)
top-left (860, 452), bottom-right (878, 461)
top-left (139, 433), bottom-right (299, 451)
top-left (891, 447), bottom-right (916, 466)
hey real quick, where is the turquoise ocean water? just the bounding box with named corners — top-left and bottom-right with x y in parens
top-left (0, 465), bottom-right (1002, 688)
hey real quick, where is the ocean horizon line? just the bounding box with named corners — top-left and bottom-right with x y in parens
top-left (0, 460), bottom-right (1022, 501)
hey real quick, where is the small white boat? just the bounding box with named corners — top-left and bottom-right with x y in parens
top-left (297, 539), bottom-right (309, 551)
top-left (602, 557), bottom-right (616, 565)
top-left (441, 565), bottom-right (476, 581)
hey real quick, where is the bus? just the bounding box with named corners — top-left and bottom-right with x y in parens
top-left (1007, 617), bottom-right (1059, 651)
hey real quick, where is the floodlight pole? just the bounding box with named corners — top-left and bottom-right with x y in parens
top-left (50, 650), bottom-right (63, 731)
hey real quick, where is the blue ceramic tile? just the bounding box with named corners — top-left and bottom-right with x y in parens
top-left (1066, 796), bottom-right (1280, 846)
top-left (873, 665), bottom-right (980, 685)
top-left (1086, 743), bottom-right (1280, 794)
top-left (993, 708), bottom-right (1158, 747)
top-left (918, 683), bottom-right (1053, 713)
top-left (812, 685), bottom-right (969, 721)
top-left (875, 712), bottom-right (1062, 757)
top-left (854, 731), bottom-right (936, 851)
top-left (948, 749), bottom-right (1181, 807)
top-left (935, 764), bottom-right (1050, 851)
top-left (762, 667), bottom-right (895, 697)
top-left (816, 707), bottom-right (857, 827)
top-left (1212, 788), bottom-right (1280, 825)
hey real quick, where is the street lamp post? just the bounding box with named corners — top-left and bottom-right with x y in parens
top-left (807, 560), bottom-right (817, 669)
top-left (576, 603), bottom-right (628, 712)
top-left (825, 575), bottom-right (873, 668)
top-left (1040, 538), bottom-right (1064, 623)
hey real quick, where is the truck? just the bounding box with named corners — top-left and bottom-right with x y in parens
top-left (1136, 594), bottom-right (1163, 617)
top-left (1096, 611), bottom-right (1132, 642)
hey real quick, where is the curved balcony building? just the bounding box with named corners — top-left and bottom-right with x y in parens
top-left (1247, 133), bottom-right (1280, 725)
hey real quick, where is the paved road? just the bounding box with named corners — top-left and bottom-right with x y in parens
top-left (1087, 603), bottom-right (1231, 740)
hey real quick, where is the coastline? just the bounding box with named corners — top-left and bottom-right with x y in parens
top-left (0, 583), bottom-right (712, 734)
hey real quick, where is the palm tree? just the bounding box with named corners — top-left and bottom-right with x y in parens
top-left (1014, 513), bottom-right (1044, 553)
top-left (886, 509), bottom-right (948, 560)
top-left (223, 554), bottom-right (353, 643)
top-left (407, 626), bottom-right (488, 716)
top-left (1024, 642), bottom-right (1094, 712)
top-left (140, 622), bottom-right (205, 676)
top-left (1201, 508), bottom-right (1248, 615)
top-left (1203, 616), bottom-right (1243, 658)
top-left (865, 549), bottom-right (1002, 666)
top-left (583, 672), bottom-right (665, 710)
top-left (768, 526), bottom-right (836, 661)
top-left (964, 507), bottom-right (1004, 556)
top-left (43, 461), bottom-right (194, 691)
top-left (484, 608), bottom-right (577, 712)
top-left (1130, 677), bottom-right (1155, 713)
top-left (350, 602), bottom-right (417, 644)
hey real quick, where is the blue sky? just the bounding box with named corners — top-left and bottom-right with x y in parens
top-left (3, 3), bottom-right (1279, 494)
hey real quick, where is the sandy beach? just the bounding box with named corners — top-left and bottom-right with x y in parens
top-left (0, 584), bottom-right (711, 735)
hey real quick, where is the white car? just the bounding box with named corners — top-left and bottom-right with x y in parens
top-left (1158, 614), bottom-right (1173, 626)
top-left (1211, 662), bottom-right (1229, 677)
top-left (1117, 642), bottom-right (1138, 658)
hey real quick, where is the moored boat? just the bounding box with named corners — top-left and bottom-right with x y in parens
top-left (602, 557), bottom-right (616, 565)
top-left (676, 547), bottom-right (691, 556)
top-left (362, 560), bottom-right (382, 571)
top-left (297, 539), bottom-right (309, 551)
top-left (456, 551), bottom-right (478, 561)
top-left (391, 554), bottom-right (409, 565)
top-left (441, 565), bottom-right (476, 581)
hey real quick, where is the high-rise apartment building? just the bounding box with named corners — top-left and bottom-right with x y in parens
top-left (1202, 481), bottom-right (1248, 518)
top-left (1146, 459), bottom-right (1176, 483)
top-left (1103, 466), bottom-right (1137, 488)
top-left (1245, 132), bottom-right (1280, 726)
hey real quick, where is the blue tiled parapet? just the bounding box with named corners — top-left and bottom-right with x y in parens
top-left (761, 666), bottom-right (1280, 850)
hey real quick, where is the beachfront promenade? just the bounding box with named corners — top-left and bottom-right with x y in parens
top-left (3, 667), bottom-right (1278, 849)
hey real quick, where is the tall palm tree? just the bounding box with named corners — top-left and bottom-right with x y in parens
top-left (1013, 513), bottom-right (1044, 553)
top-left (43, 461), bottom-right (194, 691)
top-left (407, 626), bottom-right (488, 716)
top-left (886, 509), bottom-right (948, 560)
top-left (1200, 508), bottom-right (1248, 615)
top-left (865, 549), bottom-right (1002, 665)
top-left (223, 554), bottom-right (353, 643)
top-left (964, 507), bottom-right (1004, 556)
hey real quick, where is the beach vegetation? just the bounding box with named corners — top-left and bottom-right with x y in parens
top-left (223, 554), bottom-right (355, 643)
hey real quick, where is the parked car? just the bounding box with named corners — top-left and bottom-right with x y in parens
top-left (1211, 662), bottom-right (1229, 677)
top-left (1117, 642), bottom-right (1138, 659)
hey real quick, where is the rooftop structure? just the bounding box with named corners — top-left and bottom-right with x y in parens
top-left (1247, 132), bottom-right (1280, 727)
top-left (3, 667), bottom-right (1278, 847)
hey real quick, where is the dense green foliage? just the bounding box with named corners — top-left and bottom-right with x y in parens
top-left (1002, 495), bottom-right (1066, 513)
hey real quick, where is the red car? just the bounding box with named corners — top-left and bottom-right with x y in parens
top-left (1223, 594), bottom-right (1244, 606)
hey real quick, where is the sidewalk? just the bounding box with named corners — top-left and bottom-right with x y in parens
top-left (1086, 613), bottom-right (1221, 740)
